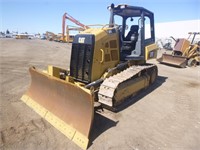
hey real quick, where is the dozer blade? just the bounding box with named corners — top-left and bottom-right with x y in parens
top-left (21, 67), bottom-right (93, 150)
top-left (157, 53), bottom-right (187, 68)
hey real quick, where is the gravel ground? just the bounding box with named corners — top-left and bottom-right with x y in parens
top-left (0, 38), bottom-right (200, 150)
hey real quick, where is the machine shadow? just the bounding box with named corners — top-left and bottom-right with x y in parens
top-left (89, 112), bottom-right (118, 147)
top-left (88, 75), bottom-right (167, 147)
top-left (158, 63), bottom-right (186, 68)
top-left (115, 75), bottom-right (168, 112)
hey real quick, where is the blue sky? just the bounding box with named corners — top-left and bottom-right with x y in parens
top-left (1, 0), bottom-right (199, 34)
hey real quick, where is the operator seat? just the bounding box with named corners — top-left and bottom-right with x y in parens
top-left (125, 25), bottom-right (139, 41)
top-left (122, 25), bottom-right (139, 54)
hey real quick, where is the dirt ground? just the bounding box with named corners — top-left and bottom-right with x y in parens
top-left (0, 38), bottom-right (200, 150)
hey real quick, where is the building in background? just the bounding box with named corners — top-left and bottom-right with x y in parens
top-left (155, 20), bottom-right (200, 39)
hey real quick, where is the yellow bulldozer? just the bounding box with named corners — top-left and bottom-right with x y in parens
top-left (157, 32), bottom-right (200, 67)
top-left (21, 4), bottom-right (158, 149)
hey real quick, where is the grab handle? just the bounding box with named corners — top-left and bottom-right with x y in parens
top-left (100, 49), bottom-right (104, 63)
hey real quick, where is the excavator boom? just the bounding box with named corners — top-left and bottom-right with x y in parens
top-left (62, 12), bottom-right (89, 42)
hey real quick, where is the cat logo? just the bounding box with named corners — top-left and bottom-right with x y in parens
top-left (78, 37), bottom-right (85, 43)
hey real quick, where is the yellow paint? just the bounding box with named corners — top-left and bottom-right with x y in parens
top-left (42, 70), bottom-right (48, 74)
top-left (65, 76), bottom-right (74, 83)
top-left (21, 94), bottom-right (48, 117)
top-left (47, 65), bottom-right (61, 78)
top-left (114, 75), bottom-right (150, 102)
top-left (80, 28), bottom-right (120, 82)
top-left (20, 94), bottom-right (89, 150)
top-left (72, 131), bottom-right (89, 150)
top-left (145, 43), bottom-right (158, 60)
top-left (21, 94), bottom-right (29, 103)
top-left (45, 112), bottom-right (76, 140)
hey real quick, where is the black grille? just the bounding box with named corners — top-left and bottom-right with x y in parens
top-left (70, 42), bottom-right (94, 83)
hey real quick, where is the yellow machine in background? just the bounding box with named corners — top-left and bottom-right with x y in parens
top-left (46, 31), bottom-right (57, 41)
top-left (16, 34), bottom-right (30, 39)
top-left (157, 32), bottom-right (200, 67)
top-left (21, 4), bottom-right (158, 150)
top-left (60, 12), bottom-right (89, 43)
top-left (61, 25), bottom-right (84, 43)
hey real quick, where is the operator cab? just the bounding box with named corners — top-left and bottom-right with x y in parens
top-left (108, 4), bottom-right (155, 61)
